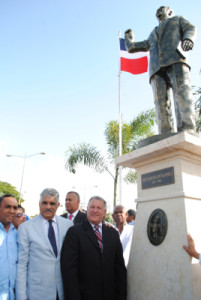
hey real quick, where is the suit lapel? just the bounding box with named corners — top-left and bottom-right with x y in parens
top-left (33, 215), bottom-right (49, 243)
top-left (33, 215), bottom-right (57, 257)
top-left (156, 18), bottom-right (170, 42)
top-left (74, 211), bottom-right (80, 224)
top-left (83, 221), bottom-right (101, 252)
top-left (102, 224), bottom-right (112, 253)
top-left (56, 216), bottom-right (63, 254)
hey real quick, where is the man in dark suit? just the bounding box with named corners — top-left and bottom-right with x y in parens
top-left (61, 196), bottom-right (127, 300)
top-left (60, 191), bottom-right (87, 225)
top-left (125, 6), bottom-right (196, 134)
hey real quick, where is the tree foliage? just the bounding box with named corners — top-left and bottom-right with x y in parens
top-left (65, 109), bottom-right (156, 207)
top-left (104, 109), bottom-right (156, 156)
top-left (124, 169), bottom-right (137, 184)
top-left (0, 181), bottom-right (24, 203)
top-left (65, 143), bottom-right (114, 179)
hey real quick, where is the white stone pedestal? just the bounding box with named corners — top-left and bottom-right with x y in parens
top-left (116, 132), bottom-right (201, 300)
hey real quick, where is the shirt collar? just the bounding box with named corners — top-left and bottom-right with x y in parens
top-left (89, 221), bottom-right (102, 229)
top-left (68, 210), bottom-right (79, 218)
top-left (0, 222), bottom-right (15, 231)
top-left (40, 214), bottom-right (57, 224)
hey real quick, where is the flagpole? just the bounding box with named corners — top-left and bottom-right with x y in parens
top-left (118, 30), bottom-right (122, 205)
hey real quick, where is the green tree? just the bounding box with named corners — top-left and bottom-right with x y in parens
top-left (65, 109), bottom-right (156, 207)
top-left (104, 212), bottom-right (113, 224)
top-left (0, 181), bottom-right (24, 203)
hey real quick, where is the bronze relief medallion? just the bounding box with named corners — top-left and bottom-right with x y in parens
top-left (147, 209), bottom-right (168, 246)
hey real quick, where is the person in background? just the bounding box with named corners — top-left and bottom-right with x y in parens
top-left (13, 204), bottom-right (26, 229)
top-left (61, 191), bottom-right (87, 225)
top-left (112, 205), bottom-right (134, 267)
top-left (0, 194), bottom-right (18, 300)
top-left (126, 209), bottom-right (136, 225)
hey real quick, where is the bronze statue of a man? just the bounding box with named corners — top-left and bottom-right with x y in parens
top-left (125, 6), bottom-right (197, 134)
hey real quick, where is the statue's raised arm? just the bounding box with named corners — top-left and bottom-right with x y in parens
top-left (124, 29), bottom-right (150, 53)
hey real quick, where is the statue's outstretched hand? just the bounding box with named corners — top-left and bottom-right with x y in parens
top-left (125, 29), bottom-right (135, 43)
top-left (182, 39), bottom-right (194, 51)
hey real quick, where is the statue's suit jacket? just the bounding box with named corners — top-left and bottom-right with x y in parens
top-left (61, 210), bottom-right (87, 225)
top-left (16, 215), bottom-right (72, 300)
top-left (61, 220), bottom-right (127, 300)
top-left (127, 16), bottom-right (196, 81)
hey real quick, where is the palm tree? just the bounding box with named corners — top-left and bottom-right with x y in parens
top-left (65, 109), bottom-right (156, 207)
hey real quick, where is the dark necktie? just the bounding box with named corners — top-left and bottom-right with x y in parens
top-left (94, 224), bottom-right (103, 251)
top-left (48, 220), bottom-right (57, 256)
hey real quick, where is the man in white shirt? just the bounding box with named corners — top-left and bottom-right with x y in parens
top-left (16, 188), bottom-right (72, 300)
top-left (112, 205), bottom-right (134, 267)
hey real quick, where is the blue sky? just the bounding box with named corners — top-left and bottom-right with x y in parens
top-left (0, 0), bottom-right (201, 213)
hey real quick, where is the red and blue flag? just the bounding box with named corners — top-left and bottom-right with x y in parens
top-left (119, 38), bottom-right (148, 75)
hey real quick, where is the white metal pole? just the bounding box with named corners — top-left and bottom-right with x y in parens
top-left (118, 31), bottom-right (123, 204)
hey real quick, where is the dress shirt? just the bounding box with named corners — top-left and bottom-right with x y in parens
top-left (41, 215), bottom-right (59, 251)
top-left (116, 224), bottom-right (134, 267)
top-left (0, 222), bottom-right (18, 300)
top-left (89, 222), bottom-right (103, 235)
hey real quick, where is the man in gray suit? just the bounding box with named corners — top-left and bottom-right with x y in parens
top-left (125, 6), bottom-right (196, 134)
top-left (16, 188), bottom-right (72, 300)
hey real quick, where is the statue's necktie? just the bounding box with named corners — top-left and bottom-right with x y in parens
top-left (94, 225), bottom-right (103, 251)
top-left (48, 220), bottom-right (57, 256)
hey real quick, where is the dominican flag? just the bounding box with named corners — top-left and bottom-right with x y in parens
top-left (119, 38), bottom-right (148, 75)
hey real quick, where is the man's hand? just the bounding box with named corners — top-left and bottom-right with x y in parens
top-left (183, 233), bottom-right (200, 259)
top-left (182, 39), bottom-right (194, 51)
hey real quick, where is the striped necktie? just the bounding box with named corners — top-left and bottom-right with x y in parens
top-left (94, 224), bottom-right (103, 251)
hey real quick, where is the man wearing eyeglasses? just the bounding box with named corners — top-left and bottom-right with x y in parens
top-left (16, 188), bottom-right (72, 300)
top-left (0, 193), bottom-right (18, 300)
top-left (12, 204), bottom-right (26, 230)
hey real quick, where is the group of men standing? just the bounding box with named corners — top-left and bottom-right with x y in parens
top-left (1, 187), bottom-right (198, 300)
top-left (0, 189), bottom-right (130, 300)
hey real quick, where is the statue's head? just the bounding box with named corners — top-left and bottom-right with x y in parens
top-left (156, 6), bottom-right (174, 22)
